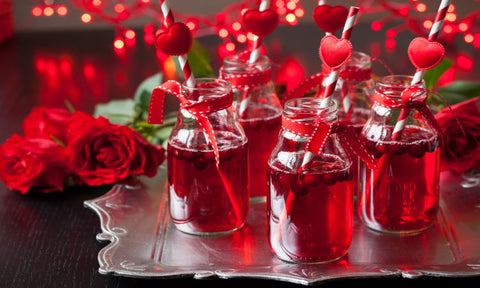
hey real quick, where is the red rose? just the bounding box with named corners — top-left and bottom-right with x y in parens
top-left (0, 134), bottom-right (69, 194)
top-left (65, 111), bottom-right (165, 186)
top-left (22, 107), bottom-right (71, 143)
top-left (435, 97), bottom-right (480, 172)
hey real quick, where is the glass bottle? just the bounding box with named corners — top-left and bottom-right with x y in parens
top-left (267, 97), bottom-right (353, 263)
top-left (167, 78), bottom-right (249, 235)
top-left (329, 51), bottom-right (375, 197)
top-left (358, 75), bottom-right (441, 235)
top-left (221, 53), bottom-right (282, 200)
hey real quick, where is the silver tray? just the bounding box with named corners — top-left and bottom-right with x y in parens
top-left (84, 164), bottom-right (480, 285)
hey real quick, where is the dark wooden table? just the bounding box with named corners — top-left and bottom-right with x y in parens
top-left (0, 24), bottom-right (479, 287)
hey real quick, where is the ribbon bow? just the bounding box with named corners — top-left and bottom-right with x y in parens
top-left (282, 115), bottom-right (377, 169)
top-left (148, 80), bottom-right (233, 167)
top-left (373, 85), bottom-right (443, 140)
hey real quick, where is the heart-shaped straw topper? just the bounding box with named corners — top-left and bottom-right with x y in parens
top-left (319, 35), bottom-right (353, 70)
top-left (155, 22), bottom-right (193, 56)
top-left (243, 8), bottom-right (279, 37)
top-left (408, 37), bottom-right (445, 71)
top-left (313, 4), bottom-right (349, 34)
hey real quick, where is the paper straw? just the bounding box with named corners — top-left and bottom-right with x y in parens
top-left (299, 6), bottom-right (359, 172)
top-left (239, 0), bottom-right (271, 116)
top-left (158, 0), bottom-right (196, 88)
top-left (391, 0), bottom-right (450, 140)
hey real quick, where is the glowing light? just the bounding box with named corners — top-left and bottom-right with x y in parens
top-left (232, 21), bottom-right (242, 31)
top-left (371, 21), bottom-right (382, 31)
top-left (144, 24), bottom-right (154, 33)
top-left (443, 24), bottom-right (453, 34)
top-left (92, 0), bottom-right (102, 7)
top-left (186, 21), bottom-right (196, 30)
top-left (415, 3), bottom-right (427, 12)
top-left (423, 20), bottom-right (432, 29)
top-left (43, 6), bottom-right (54, 17)
top-left (83, 63), bottom-right (96, 80)
top-left (32, 6), bottom-right (43, 17)
top-left (141, 0), bottom-right (150, 3)
top-left (385, 38), bottom-right (396, 50)
top-left (398, 7), bottom-right (409, 16)
top-left (473, 33), bottom-right (480, 48)
top-left (294, 8), bottom-right (304, 17)
top-left (226, 42), bottom-right (235, 51)
top-left (124, 29), bottom-right (135, 39)
top-left (236, 34), bottom-right (247, 43)
top-left (446, 13), bottom-right (457, 22)
top-left (114, 3), bottom-right (125, 13)
top-left (448, 4), bottom-right (455, 12)
top-left (456, 54), bottom-right (473, 71)
top-left (386, 29), bottom-right (396, 38)
top-left (81, 13), bottom-right (92, 23)
top-left (247, 32), bottom-right (255, 41)
top-left (218, 28), bottom-right (229, 38)
top-left (286, 13), bottom-right (296, 23)
top-left (464, 33), bottom-right (474, 43)
top-left (276, 0), bottom-right (284, 8)
top-left (56, 5), bottom-right (68, 16)
top-left (240, 8), bottom-right (248, 15)
top-left (286, 1), bottom-right (296, 10)
top-left (114, 37), bottom-right (125, 53)
top-left (458, 22), bottom-right (469, 32)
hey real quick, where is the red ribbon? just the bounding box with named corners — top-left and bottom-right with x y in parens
top-left (282, 115), bottom-right (377, 168)
top-left (148, 80), bottom-right (233, 167)
top-left (372, 86), bottom-right (443, 139)
top-left (219, 66), bottom-right (272, 89)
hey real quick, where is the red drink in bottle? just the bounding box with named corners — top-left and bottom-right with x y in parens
top-left (168, 141), bottom-right (249, 234)
top-left (240, 104), bottom-right (281, 199)
top-left (359, 126), bottom-right (440, 233)
top-left (268, 155), bottom-right (353, 263)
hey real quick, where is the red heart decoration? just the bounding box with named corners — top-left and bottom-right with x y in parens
top-left (319, 35), bottom-right (353, 70)
top-left (243, 8), bottom-right (279, 37)
top-left (155, 22), bottom-right (192, 56)
top-left (313, 5), bottom-right (349, 34)
top-left (408, 37), bottom-right (445, 71)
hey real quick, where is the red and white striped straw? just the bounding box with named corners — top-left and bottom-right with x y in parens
top-left (248, 0), bottom-right (270, 63)
top-left (239, 0), bottom-right (271, 116)
top-left (158, 0), bottom-right (196, 88)
top-left (300, 6), bottom-right (359, 171)
top-left (391, 0), bottom-right (450, 140)
top-left (320, 6), bottom-right (359, 108)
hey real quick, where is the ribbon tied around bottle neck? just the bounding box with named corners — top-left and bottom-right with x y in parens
top-left (148, 80), bottom-right (234, 167)
top-left (282, 115), bottom-right (377, 169)
top-left (373, 85), bottom-right (443, 139)
top-left (219, 66), bottom-right (271, 90)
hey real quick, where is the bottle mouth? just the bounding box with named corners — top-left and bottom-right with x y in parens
top-left (181, 78), bottom-right (231, 101)
top-left (376, 75), bottom-right (426, 100)
top-left (222, 52), bottom-right (270, 73)
top-left (283, 97), bottom-right (338, 123)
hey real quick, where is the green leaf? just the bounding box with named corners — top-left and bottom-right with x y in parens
top-left (173, 38), bottom-right (215, 79)
top-left (424, 58), bottom-right (452, 90)
top-left (439, 81), bottom-right (480, 99)
top-left (93, 99), bottom-right (135, 124)
top-left (134, 73), bottom-right (163, 104)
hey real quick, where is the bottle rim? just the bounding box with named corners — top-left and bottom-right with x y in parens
top-left (181, 78), bottom-right (231, 101)
top-left (283, 97), bottom-right (337, 123)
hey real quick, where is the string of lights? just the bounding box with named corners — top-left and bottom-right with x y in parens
top-left (29, 0), bottom-right (479, 55)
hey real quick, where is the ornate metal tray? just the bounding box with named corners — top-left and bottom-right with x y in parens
top-left (84, 164), bottom-right (480, 285)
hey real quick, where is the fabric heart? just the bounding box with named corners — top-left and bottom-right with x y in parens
top-left (313, 4), bottom-right (349, 34)
top-left (155, 22), bottom-right (192, 56)
top-left (408, 37), bottom-right (445, 71)
top-left (243, 8), bottom-right (279, 37)
top-left (319, 35), bottom-right (353, 70)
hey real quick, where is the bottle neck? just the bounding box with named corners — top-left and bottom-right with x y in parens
top-left (283, 97), bottom-right (337, 127)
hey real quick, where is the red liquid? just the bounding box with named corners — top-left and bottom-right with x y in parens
top-left (240, 106), bottom-right (282, 199)
top-left (359, 127), bottom-right (440, 233)
top-left (167, 142), bottom-right (249, 234)
top-left (267, 155), bottom-right (353, 263)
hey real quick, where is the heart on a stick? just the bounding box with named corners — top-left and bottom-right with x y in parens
top-left (243, 8), bottom-right (279, 37)
top-left (408, 37), bottom-right (445, 71)
top-left (155, 22), bottom-right (192, 56)
top-left (313, 4), bottom-right (349, 34)
top-left (319, 35), bottom-right (353, 70)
